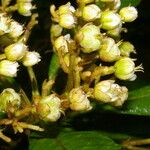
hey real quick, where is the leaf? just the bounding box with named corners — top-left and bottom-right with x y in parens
top-left (121, 85), bottom-right (150, 115)
top-left (121, 0), bottom-right (141, 7)
top-left (29, 131), bottom-right (120, 150)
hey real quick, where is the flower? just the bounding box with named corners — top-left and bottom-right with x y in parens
top-left (94, 80), bottom-right (128, 106)
top-left (0, 88), bottom-right (21, 112)
top-left (38, 94), bottom-right (61, 122)
top-left (0, 60), bottom-right (19, 77)
top-left (5, 42), bottom-right (27, 61)
top-left (22, 51), bottom-right (41, 66)
top-left (100, 11), bottom-right (121, 30)
top-left (119, 6), bottom-right (138, 22)
top-left (69, 87), bottom-right (92, 111)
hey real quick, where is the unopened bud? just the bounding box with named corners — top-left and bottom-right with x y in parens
top-left (8, 21), bottom-right (24, 38)
top-left (119, 6), bottom-right (138, 22)
top-left (69, 87), bottom-right (92, 111)
top-left (58, 2), bottom-right (75, 15)
top-left (94, 80), bottom-right (128, 106)
top-left (114, 57), bottom-right (142, 81)
top-left (99, 37), bottom-right (120, 62)
top-left (76, 24), bottom-right (101, 53)
top-left (54, 34), bottom-right (72, 53)
top-left (82, 4), bottom-right (101, 21)
top-left (22, 51), bottom-right (41, 66)
top-left (0, 88), bottom-right (21, 112)
top-left (5, 43), bottom-right (27, 61)
top-left (0, 13), bottom-right (9, 35)
top-left (100, 11), bottom-right (121, 30)
top-left (51, 24), bottom-right (63, 38)
top-left (17, 2), bottom-right (32, 16)
top-left (59, 13), bottom-right (76, 29)
top-left (119, 41), bottom-right (135, 57)
top-left (38, 94), bottom-right (61, 122)
top-left (0, 60), bottom-right (19, 77)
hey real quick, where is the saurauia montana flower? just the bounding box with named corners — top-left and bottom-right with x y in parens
top-left (0, 60), bottom-right (19, 77)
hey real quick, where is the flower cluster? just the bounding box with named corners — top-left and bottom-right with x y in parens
top-left (0, 13), bottom-right (41, 77)
top-left (50, 0), bottom-right (143, 112)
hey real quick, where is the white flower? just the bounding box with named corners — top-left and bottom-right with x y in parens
top-left (22, 51), bottom-right (41, 66)
top-left (0, 60), bottom-right (19, 77)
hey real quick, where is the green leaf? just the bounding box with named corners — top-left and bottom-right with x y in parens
top-left (29, 131), bottom-right (120, 150)
top-left (121, 0), bottom-right (141, 7)
top-left (121, 85), bottom-right (150, 115)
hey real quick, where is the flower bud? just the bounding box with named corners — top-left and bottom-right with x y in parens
top-left (100, 11), bottom-right (121, 30)
top-left (17, 2), bottom-right (32, 16)
top-left (94, 80), bottom-right (128, 106)
top-left (59, 13), bottom-right (76, 29)
top-left (8, 21), bottom-right (24, 38)
top-left (0, 60), bottom-right (19, 77)
top-left (22, 51), bottom-right (41, 66)
top-left (119, 6), bottom-right (138, 22)
top-left (107, 23), bottom-right (122, 38)
top-left (69, 87), bottom-right (92, 111)
top-left (76, 24), bottom-right (101, 53)
top-left (58, 2), bottom-right (75, 15)
top-left (5, 43), bottom-right (27, 61)
top-left (51, 24), bottom-right (63, 38)
top-left (0, 88), bottom-right (21, 112)
top-left (99, 37), bottom-right (120, 62)
top-left (0, 13), bottom-right (9, 35)
top-left (119, 41), bottom-right (135, 57)
top-left (76, 0), bottom-right (95, 5)
top-left (54, 34), bottom-right (72, 53)
top-left (114, 57), bottom-right (137, 81)
top-left (82, 4), bottom-right (101, 21)
top-left (38, 94), bottom-right (61, 122)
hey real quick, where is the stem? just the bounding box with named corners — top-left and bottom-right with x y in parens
top-left (5, 4), bottom-right (17, 12)
top-left (19, 13), bottom-right (38, 44)
top-left (1, 0), bottom-right (11, 9)
top-left (27, 67), bottom-right (40, 97)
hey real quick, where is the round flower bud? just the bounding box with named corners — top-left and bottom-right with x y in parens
top-left (54, 34), bottom-right (72, 53)
top-left (8, 21), bottom-right (24, 38)
top-left (0, 88), bottom-right (21, 112)
top-left (69, 87), bottom-right (92, 111)
top-left (76, 24), bottom-right (101, 53)
top-left (94, 80), bottom-right (128, 106)
top-left (114, 57), bottom-right (136, 80)
top-left (0, 60), bottom-right (19, 77)
top-left (99, 37), bottom-right (120, 62)
top-left (100, 11), bottom-right (121, 30)
top-left (119, 6), bottom-right (138, 22)
top-left (58, 2), bottom-right (75, 15)
top-left (5, 43), bottom-right (27, 61)
top-left (76, 0), bottom-right (94, 5)
top-left (0, 89), bottom-right (21, 112)
top-left (38, 94), bottom-right (61, 122)
top-left (119, 41), bottom-right (135, 57)
top-left (0, 14), bottom-right (9, 35)
top-left (51, 24), bottom-right (63, 38)
top-left (59, 13), bottom-right (76, 29)
top-left (82, 4), bottom-right (101, 21)
top-left (107, 23), bottom-right (122, 38)
top-left (22, 51), bottom-right (41, 66)
top-left (17, 2), bottom-right (32, 16)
